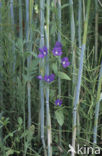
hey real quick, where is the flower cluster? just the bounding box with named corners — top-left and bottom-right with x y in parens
top-left (37, 41), bottom-right (70, 69)
top-left (37, 74), bottom-right (55, 83)
top-left (37, 41), bottom-right (70, 106)
top-left (52, 42), bottom-right (70, 68)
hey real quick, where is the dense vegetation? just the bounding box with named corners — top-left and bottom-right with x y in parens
top-left (0, 0), bottom-right (102, 156)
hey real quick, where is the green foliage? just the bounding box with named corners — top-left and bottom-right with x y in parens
top-left (55, 109), bottom-right (64, 126)
top-left (57, 71), bottom-right (71, 80)
top-left (0, 0), bottom-right (102, 155)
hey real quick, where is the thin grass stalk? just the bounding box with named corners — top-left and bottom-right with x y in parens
top-left (27, 82), bottom-right (31, 128)
top-left (28, 0), bottom-right (34, 130)
top-left (0, 112), bottom-right (3, 141)
top-left (78, 0), bottom-right (82, 49)
top-left (19, 0), bottom-right (23, 39)
top-left (0, 112), bottom-right (3, 152)
top-left (0, 0), bottom-right (1, 30)
top-left (22, 48), bottom-right (26, 156)
top-left (29, 0), bottom-right (33, 49)
top-left (72, 1), bottom-right (91, 155)
top-left (69, 0), bottom-right (75, 88)
top-left (0, 1), bottom-right (3, 141)
top-left (0, 0), bottom-right (3, 107)
top-left (93, 62), bottom-right (102, 144)
top-left (57, 0), bottom-right (62, 150)
top-left (25, 0), bottom-right (29, 40)
top-left (83, 0), bottom-right (85, 22)
top-left (52, 0), bottom-right (56, 43)
top-left (25, 0), bottom-right (31, 128)
top-left (40, 0), bottom-right (47, 155)
top-left (0, 111), bottom-right (2, 128)
top-left (46, 0), bottom-right (52, 155)
top-left (18, 2), bottom-right (26, 153)
top-left (18, 0), bottom-right (23, 84)
top-left (10, 0), bottom-right (15, 73)
top-left (95, 0), bottom-right (98, 64)
top-left (10, 0), bottom-right (14, 33)
top-left (77, 0), bottom-right (82, 139)
top-left (10, 0), bottom-right (16, 110)
top-left (23, 86), bottom-right (26, 156)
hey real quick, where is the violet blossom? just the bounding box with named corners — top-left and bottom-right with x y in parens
top-left (52, 41), bottom-right (63, 56)
top-left (61, 57), bottom-right (70, 68)
top-left (55, 99), bottom-right (62, 106)
top-left (55, 41), bottom-right (62, 48)
top-left (44, 74), bottom-right (55, 83)
top-left (38, 46), bottom-right (48, 58)
top-left (37, 75), bottom-right (43, 80)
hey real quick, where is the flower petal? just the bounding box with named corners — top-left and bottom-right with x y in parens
top-left (37, 75), bottom-right (43, 80)
top-left (38, 53), bottom-right (44, 58)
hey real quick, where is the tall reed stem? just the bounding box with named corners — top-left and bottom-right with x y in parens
top-left (0, 1), bottom-right (3, 141)
top-left (46, 0), bottom-right (52, 155)
top-left (57, 0), bottom-right (62, 150)
top-left (19, 0), bottom-right (23, 39)
top-left (40, 0), bottom-right (47, 155)
top-left (77, 0), bottom-right (82, 138)
top-left (18, 1), bottom-right (26, 153)
top-left (72, 1), bottom-right (91, 155)
top-left (69, 0), bottom-right (75, 88)
top-left (10, 0), bottom-right (15, 73)
top-left (0, 0), bottom-right (3, 107)
top-left (25, 0), bottom-right (31, 128)
top-left (78, 0), bottom-right (82, 49)
top-left (95, 0), bottom-right (98, 64)
top-left (93, 62), bottom-right (102, 144)
top-left (0, 0), bottom-right (1, 30)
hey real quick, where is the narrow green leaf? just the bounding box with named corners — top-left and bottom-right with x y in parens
top-left (52, 63), bottom-right (58, 74)
top-left (55, 110), bottom-right (64, 126)
top-left (58, 72), bottom-right (71, 80)
top-left (61, 3), bottom-right (70, 9)
top-left (29, 0), bottom-right (34, 24)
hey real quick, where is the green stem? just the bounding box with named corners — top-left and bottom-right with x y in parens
top-left (57, 0), bottom-right (62, 152)
top-left (40, 0), bottom-right (47, 155)
top-left (69, 0), bottom-right (75, 88)
top-left (10, 0), bottom-right (15, 73)
top-left (46, 0), bottom-right (52, 155)
top-left (0, 1), bottom-right (3, 115)
top-left (95, 0), bottom-right (98, 64)
top-left (93, 62), bottom-right (102, 144)
top-left (19, 0), bottom-right (23, 39)
top-left (77, 0), bottom-right (82, 139)
top-left (78, 0), bottom-right (82, 49)
top-left (72, 1), bottom-right (91, 155)
top-left (25, 0), bottom-right (32, 128)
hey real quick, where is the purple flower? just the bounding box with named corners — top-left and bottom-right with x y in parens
top-left (55, 41), bottom-right (62, 48)
top-left (50, 74), bottom-right (55, 80)
top-left (38, 46), bottom-right (48, 58)
top-left (55, 99), bottom-right (62, 106)
top-left (52, 47), bottom-right (63, 56)
top-left (61, 57), bottom-right (70, 68)
top-left (52, 41), bottom-right (63, 56)
top-left (37, 75), bottom-right (43, 80)
top-left (44, 74), bottom-right (55, 83)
